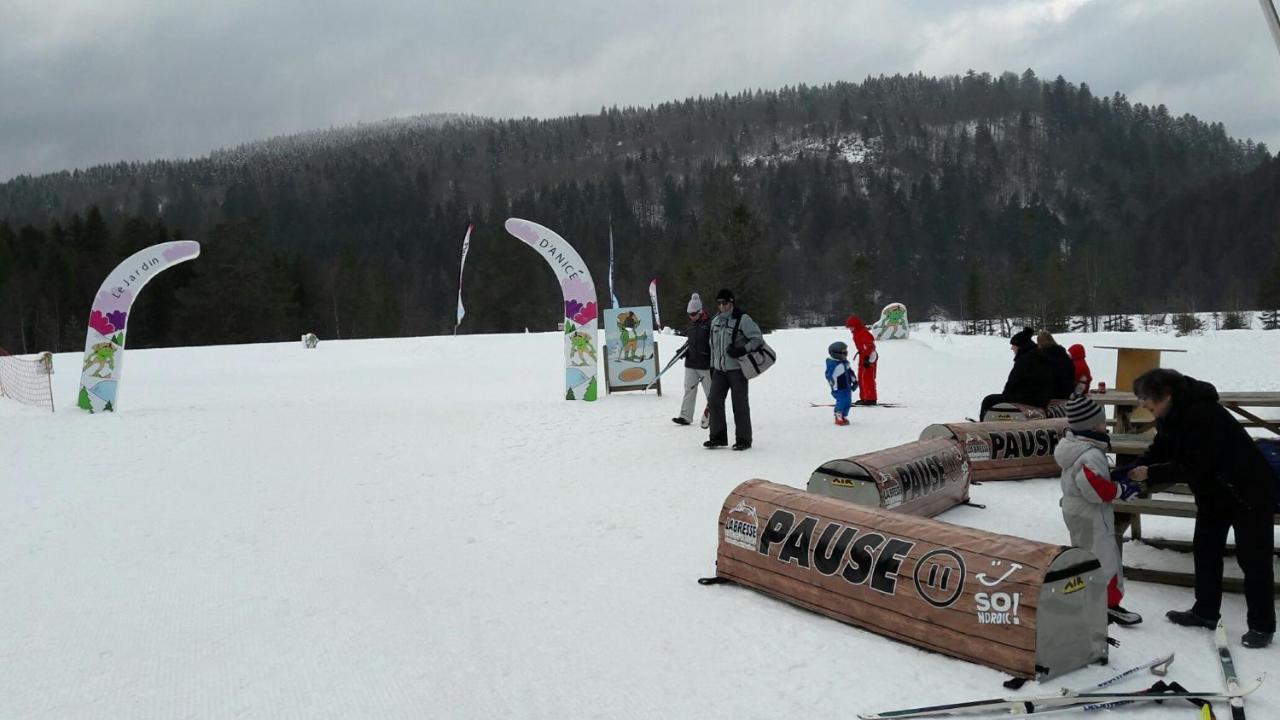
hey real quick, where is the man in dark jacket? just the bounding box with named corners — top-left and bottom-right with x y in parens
top-left (1127, 368), bottom-right (1276, 648)
top-left (1037, 330), bottom-right (1077, 399)
top-left (978, 327), bottom-right (1054, 419)
top-left (672, 292), bottom-right (712, 427)
top-left (705, 288), bottom-right (764, 451)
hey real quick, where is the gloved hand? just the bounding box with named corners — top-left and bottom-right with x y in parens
top-left (862, 360), bottom-right (872, 368)
top-left (1119, 480), bottom-right (1143, 501)
top-left (727, 345), bottom-right (746, 358)
top-left (1110, 463), bottom-right (1136, 484)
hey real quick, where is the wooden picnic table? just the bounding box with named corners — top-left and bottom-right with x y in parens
top-left (1091, 390), bottom-right (1280, 435)
top-left (1092, 344), bottom-right (1187, 430)
top-left (1093, 345), bottom-right (1187, 392)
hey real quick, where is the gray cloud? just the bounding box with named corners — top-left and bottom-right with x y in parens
top-left (3, 0), bottom-right (1279, 180)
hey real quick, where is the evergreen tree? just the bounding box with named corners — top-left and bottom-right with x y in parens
top-left (1259, 255), bottom-right (1280, 330)
top-left (171, 220), bottom-right (300, 345)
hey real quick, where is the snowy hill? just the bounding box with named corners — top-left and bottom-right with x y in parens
top-left (3, 327), bottom-right (1278, 718)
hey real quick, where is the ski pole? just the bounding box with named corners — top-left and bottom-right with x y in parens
top-left (645, 343), bottom-right (687, 390)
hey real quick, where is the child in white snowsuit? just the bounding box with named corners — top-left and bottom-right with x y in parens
top-left (825, 341), bottom-right (856, 425)
top-left (1054, 395), bottom-right (1144, 626)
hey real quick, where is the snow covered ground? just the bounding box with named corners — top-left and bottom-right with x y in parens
top-left (3, 326), bottom-right (1278, 718)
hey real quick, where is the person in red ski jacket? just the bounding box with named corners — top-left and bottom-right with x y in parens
top-left (844, 315), bottom-right (878, 405)
top-left (1068, 344), bottom-right (1092, 397)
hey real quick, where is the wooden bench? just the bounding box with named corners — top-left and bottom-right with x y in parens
top-left (1112, 495), bottom-right (1280, 592)
top-left (1109, 433), bottom-right (1152, 458)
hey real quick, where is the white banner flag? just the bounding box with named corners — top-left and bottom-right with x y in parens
top-left (455, 224), bottom-right (473, 332)
top-left (648, 278), bottom-right (661, 330)
top-left (608, 222), bottom-right (619, 309)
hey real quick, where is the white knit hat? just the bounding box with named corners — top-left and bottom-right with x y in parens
top-left (687, 292), bottom-right (703, 314)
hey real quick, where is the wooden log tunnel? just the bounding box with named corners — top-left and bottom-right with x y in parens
top-left (919, 419), bottom-right (1069, 482)
top-left (982, 399), bottom-right (1069, 423)
top-left (713, 480), bottom-right (1109, 680)
top-left (807, 437), bottom-right (971, 517)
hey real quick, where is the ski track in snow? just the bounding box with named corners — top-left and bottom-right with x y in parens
top-left (2, 328), bottom-right (1278, 718)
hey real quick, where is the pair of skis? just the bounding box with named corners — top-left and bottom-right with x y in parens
top-left (860, 639), bottom-right (1260, 718)
top-left (810, 402), bottom-right (901, 408)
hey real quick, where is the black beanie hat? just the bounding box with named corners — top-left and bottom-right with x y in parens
top-left (1010, 327), bottom-right (1034, 349)
top-left (715, 288), bottom-right (735, 303)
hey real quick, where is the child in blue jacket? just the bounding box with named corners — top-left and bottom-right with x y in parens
top-left (825, 341), bottom-right (856, 425)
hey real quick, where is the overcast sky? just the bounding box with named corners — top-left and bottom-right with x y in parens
top-left (3, 0), bottom-right (1280, 181)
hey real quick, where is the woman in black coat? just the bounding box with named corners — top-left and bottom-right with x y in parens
top-left (1127, 368), bottom-right (1276, 648)
top-left (978, 327), bottom-right (1054, 418)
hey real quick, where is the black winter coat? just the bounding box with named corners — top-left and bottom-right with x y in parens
top-left (1041, 344), bottom-right (1077, 399)
top-left (1138, 376), bottom-right (1277, 513)
top-left (681, 316), bottom-right (712, 370)
top-left (1002, 346), bottom-right (1053, 408)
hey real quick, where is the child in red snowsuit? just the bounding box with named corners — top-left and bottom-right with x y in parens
top-left (1068, 344), bottom-right (1091, 397)
top-left (844, 315), bottom-right (878, 405)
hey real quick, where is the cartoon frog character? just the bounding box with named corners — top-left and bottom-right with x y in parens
top-left (569, 331), bottom-right (597, 365)
top-left (82, 342), bottom-right (117, 378)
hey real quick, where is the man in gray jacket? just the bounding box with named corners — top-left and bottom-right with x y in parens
top-left (705, 288), bottom-right (764, 451)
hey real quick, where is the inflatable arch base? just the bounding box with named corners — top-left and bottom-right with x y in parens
top-left (920, 419), bottom-right (1069, 482)
top-left (712, 479), bottom-right (1109, 680)
top-left (807, 437), bottom-right (969, 517)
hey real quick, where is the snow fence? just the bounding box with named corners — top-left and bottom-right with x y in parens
top-left (713, 479), bottom-right (1109, 680)
top-left (807, 437), bottom-right (970, 517)
top-left (919, 418), bottom-right (1068, 482)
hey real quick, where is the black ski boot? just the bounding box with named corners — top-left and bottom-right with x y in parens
top-left (1166, 609), bottom-right (1218, 629)
top-left (1242, 630), bottom-right (1273, 648)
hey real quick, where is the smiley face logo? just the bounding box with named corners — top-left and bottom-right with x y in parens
top-left (913, 548), bottom-right (966, 608)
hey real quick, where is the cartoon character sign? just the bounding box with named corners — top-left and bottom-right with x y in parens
top-left (77, 241), bottom-right (200, 413)
top-left (504, 218), bottom-right (600, 401)
top-left (603, 306), bottom-right (659, 391)
top-left (871, 302), bottom-right (910, 340)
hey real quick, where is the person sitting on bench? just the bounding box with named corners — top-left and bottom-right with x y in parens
top-left (978, 327), bottom-right (1053, 419)
top-left (1037, 330), bottom-right (1076, 400)
top-left (1125, 368), bottom-right (1276, 649)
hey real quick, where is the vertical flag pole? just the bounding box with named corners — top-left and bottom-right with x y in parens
top-left (1261, 0), bottom-right (1280, 57)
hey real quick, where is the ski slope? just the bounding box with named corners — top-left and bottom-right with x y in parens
top-left (3, 327), bottom-right (1278, 718)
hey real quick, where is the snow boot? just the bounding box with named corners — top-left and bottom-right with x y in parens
top-left (703, 439), bottom-right (728, 449)
top-left (834, 414), bottom-right (849, 426)
top-left (1108, 605), bottom-right (1143, 626)
top-left (672, 417), bottom-right (691, 425)
top-left (732, 442), bottom-right (751, 451)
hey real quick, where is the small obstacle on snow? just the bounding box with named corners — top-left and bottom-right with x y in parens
top-left (919, 418), bottom-right (1068, 482)
top-left (709, 479), bottom-right (1109, 680)
top-left (807, 437), bottom-right (970, 517)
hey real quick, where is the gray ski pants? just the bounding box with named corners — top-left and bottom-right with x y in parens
top-left (680, 367), bottom-right (712, 422)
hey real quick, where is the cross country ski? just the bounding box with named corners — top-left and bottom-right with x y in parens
top-left (857, 654), bottom-right (1265, 719)
top-left (1216, 621), bottom-right (1247, 720)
